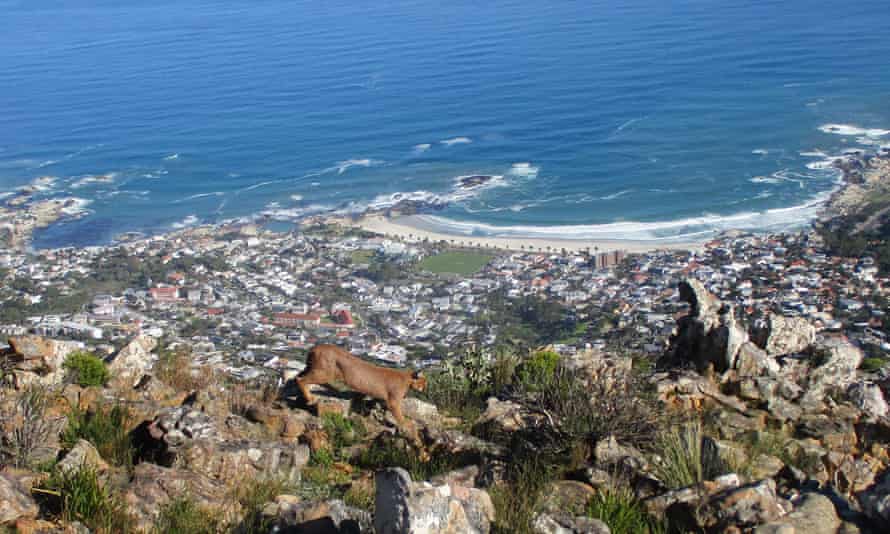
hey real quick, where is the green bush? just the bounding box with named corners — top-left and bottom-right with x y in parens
top-left (517, 350), bottom-right (560, 391)
top-left (63, 351), bottom-right (110, 387)
top-left (490, 453), bottom-right (555, 534)
top-left (153, 496), bottom-right (222, 534)
top-left (322, 413), bottom-right (364, 450)
top-left (40, 467), bottom-right (132, 533)
top-left (62, 404), bottom-right (134, 468)
top-left (586, 486), bottom-right (664, 534)
top-left (860, 357), bottom-right (886, 373)
top-left (356, 436), bottom-right (465, 481)
top-left (234, 477), bottom-right (292, 534)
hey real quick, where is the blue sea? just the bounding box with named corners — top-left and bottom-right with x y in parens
top-left (2, 0), bottom-right (889, 248)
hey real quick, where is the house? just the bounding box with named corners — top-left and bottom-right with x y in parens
top-left (273, 312), bottom-right (322, 328)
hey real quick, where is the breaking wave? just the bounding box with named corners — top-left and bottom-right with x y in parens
top-left (819, 123), bottom-right (890, 137)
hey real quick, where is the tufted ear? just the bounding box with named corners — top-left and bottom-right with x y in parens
top-left (412, 370), bottom-right (423, 379)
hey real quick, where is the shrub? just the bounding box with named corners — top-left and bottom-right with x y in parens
top-left (63, 351), bottom-right (109, 387)
top-left (154, 346), bottom-right (215, 392)
top-left (653, 421), bottom-right (724, 489)
top-left (153, 496), bottom-right (222, 534)
top-left (0, 385), bottom-right (60, 468)
top-left (39, 467), bottom-right (132, 533)
top-left (860, 357), bottom-right (886, 373)
top-left (343, 482), bottom-right (374, 512)
top-left (233, 477), bottom-right (292, 534)
top-left (490, 452), bottom-right (555, 534)
top-left (62, 404), bottom-right (134, 468)
top-left (586, 486), bottom-right (664, 534)
top-left (322, 413), bottom-right (364, 450)
top-left (517, 350), bottom-right (560, 391)
top-left (356, 436), bottom-right (466, 481)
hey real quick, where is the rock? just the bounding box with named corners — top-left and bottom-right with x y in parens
top-left (4, 335), bottom-right (83, 385)
top-left (401, 397), bottom-right (442, 427)
top-left (801, 338), bottom-right (864, 406)
top-left (767, 396), bottom-right (803, 424)
top-left (430, 465), bottom-right (480, 489)
top-left (752, 315), bottom-right (817, 357)
top-left (124, 463), bottom-right (242, 533)
top-left (0, 472), bottom-right (39, 524)
top-left (537, 481), bottom-right (596, 515)
top-left (57, 439), bottom-right (109, 475)
top-left (749, 455), bottom-right (785, 480)
top-left (594, 435), bottom-right (647, 470)
top-left (847, 381), bottom-right (889, 422)
top-left (643, 473), bottom-right (742, 517)
top-left (736, 342), bottom-right (780, 378)
top-left (703, 437), bottom-right (748, 471)
top-left (374, 467), bottom-right (495, 534)
top-left (269, 497), bottom-right (372, 533)
top-left (474, 397), bottom-right (538, 434)
top-left (664, 280), bottom-right (750, 374)
top-left (179, 438), bottom-right (310, 484)
top-left (309, 384), bottom-right (353, 417)
top-left (108, 334), bottom-right (157, 388)
top-left (695, 479), bottom-right (789, 531)
top-left (753, 492), bottom-right (840, 534)
top-left (532, 512), bottom-right (611, 534)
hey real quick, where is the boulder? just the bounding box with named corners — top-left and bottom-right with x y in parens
top-left (847, 381), bottom-right (889, 422)
top-left (267, 497), bottom-right (372, 533)
top-left (736, 342), bottom-right (779, 378)
top-left (374, 467), bottom-right (495, 534)
top-left (401, 398), bottom-right (442, 427)
top-left (537, 481), bottom-right (597, 515)
top-left (643, 473), bottom-right (742, 517)
top-left (695, 479), bottom-right (789, 531)
top-left (801, 339), bottom-right (864, 406)
top-left (4, 336), bottom-right (83, 385)
top-left (858, 468), bottom-right (890, 528)
top-left (752, 315), bottom-right (817, 357)
top-left (753, 493), bottom-right (840, 534)
top-left (0, 472), bottom-right (38, 524)
top-left (108, 334), bottom-right (157, 389)
top-left (593, 435), bottom-right (648, 471)
top-left (531, 513), bottom-right (611, 534)
top-left (57, 439), bottom-right (109, 476)
top-left (124, 463), bottom-right (242, 532)
top-left (474, 398), bottom-right (532, 434)
top-left (179, 438), bottom-right (310, 484)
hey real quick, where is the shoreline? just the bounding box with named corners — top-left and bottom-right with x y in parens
top-left (344, 213), bottom-right (704, 254)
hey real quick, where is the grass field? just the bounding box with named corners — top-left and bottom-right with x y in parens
top-left (419, 251), bottom-right (494, 275)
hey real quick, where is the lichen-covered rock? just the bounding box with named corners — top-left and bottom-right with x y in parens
top-left (858, 469), bottom-right (890, 528)
top-left (4, 335), bottom-right (84, 386)
top-left (643, 473), bottom-right (742, 517)
top-left (57, 439), bottom-right (109, 476)
top-left (532, 512), bottom-right (611, 534)
top-left (108, 334), bottom-right (157, 389)
top-left (179, 438), bottom-right (310, 484)
top-left (124, 463), bottom-right (241, 532)
top-left (0, 471), bottom-right (39, 524)
top-left (695, 479), bottom-right (789, 531)
top-left (374, 467), bottom-right (495, 534)
top-left (474, 397), bottom-right (540, 435)
top-left (752, 315), bottom-right (816, 357)
top-left (847, 381), bottom-right (889, 422)
top-left (801, 338), bottom-right (864, 406)
top-left (753, 492), bottom-right (840, 534)
top-left (267, 497), bottom-right (372, 533)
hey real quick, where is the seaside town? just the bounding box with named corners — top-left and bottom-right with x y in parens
top-left (2, 154), bottom-right (890, 382)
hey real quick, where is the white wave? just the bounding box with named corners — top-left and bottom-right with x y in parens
top-left (171, 215), bottom-right (199, 229)
top-left (855, 137), bottom-right (883, 146)
top-left (334, 158), bottom-right (382, 174)
top-left (174, 191), bottom-right (224, 203)
top-left (799, 151), bottom-right (828, 158)
top-left (509, 162), bottom-right (539, 177)
top-left (599, 189), bottom-right (634, 201)
top-left (163, 153), bottom-right (179, 161)
top-left (751, 149), bottom-right (769, 156)
top-left (440, 137), bottom-right (472, 146)
top-left (36, 159), bottom-right (59, 169)
top-left (410, 187), bottom-right (835, 242)
top-left (290, 194), bottom-right (303, 202)
top-left (819, 123), bottom-right (890, 137)
top-left (413, 143), bottom-right (432, 153)
top-left (71, 173), bottom-right (117, 188)
top-left (311, 182), bottom-right (321, 187)
top-left (260, 204), bottom-right (333, 221)
top-left (0, 192), bottom-right (13, 200)
top-left (25, 176), bottom-right (58, 192)
top-left (266, 201), bottom-right (281, 209)
top-left (754, 191), bottom-right (773, 200)
top-left (750, 176), bottom-right (782, 185)
top-left (60, 197), bottom-right (92, 217)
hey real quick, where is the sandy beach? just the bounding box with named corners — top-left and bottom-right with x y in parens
top-left (348, 214), bottom-right (704, 254)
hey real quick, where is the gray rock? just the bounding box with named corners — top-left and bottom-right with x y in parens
top-left (753, 315), bottom-right (817, 357)
top-left (696, 478), bottom-right (789, 531)
top-left (108, 334), bottom-right (157, 388)
top-left (57, 439), bottom-right (109, 475)
top-left (374, 467), bottom-right (495, 534)
top-left (754, 493), bottom-right (840, 534)
top-left (532, 512), bottom-right (611, 534)
top-left (847, 381), bottom-right (889, 421)
top-left (0, 471), bottom-right (38, 524)
top-left (802, 338), bottom-right (864, 406)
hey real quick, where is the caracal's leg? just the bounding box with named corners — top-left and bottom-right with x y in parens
top-left (388, 398), bottom-right (422, 447)
top-left (296, 370), bottom-right (327, 405)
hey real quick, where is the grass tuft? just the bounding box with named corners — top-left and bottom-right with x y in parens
top-left (62, 404), bottom-right (134, 469)
top-left (63, 351), bottom-right (110, 387)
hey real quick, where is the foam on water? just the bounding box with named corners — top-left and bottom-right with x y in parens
top-left (509, 162), bottom-right (539, 177)
top-left (163, 153), bottom-right (180, 161)
top-left (819, 124), bottom-right (890, 137)
top-left (333, 158), bottom-right (382, 174)
top-left (174, 191), bottom-right (224, 203)
top-left (413, 143), bottom-right (432, 153)
top-left (440, 137), bottom-right (472, 146)
top-left (171, 215), bottom-right (199, 229)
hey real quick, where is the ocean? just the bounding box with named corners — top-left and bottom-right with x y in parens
top-left (1, 0), bottom-right (889, 248)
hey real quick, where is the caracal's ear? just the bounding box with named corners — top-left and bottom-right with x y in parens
top-left (412, 370), bottom-right (423, 379)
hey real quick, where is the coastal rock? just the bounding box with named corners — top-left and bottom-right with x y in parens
top-left (752, 315), bottom-right (817, 357)
top-left (374, 467), bottom-right (495, 534)
top-left (0, 472), bottom-right (39, 524)
top-left (108, 334), bottom-right (157, 389)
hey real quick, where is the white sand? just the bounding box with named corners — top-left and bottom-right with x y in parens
top-left (349, 214), bottom-right (703, 254)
